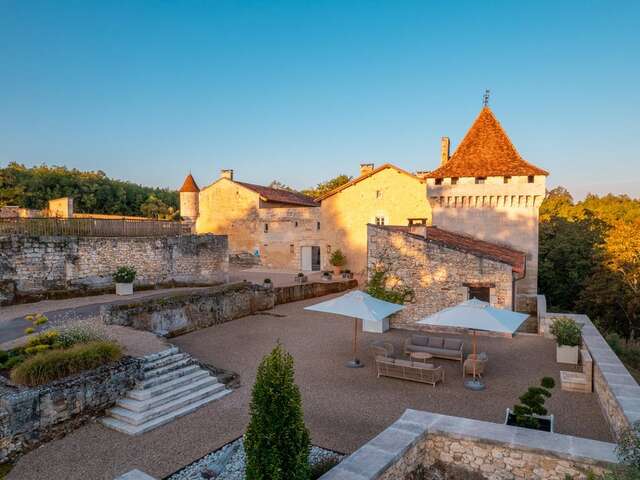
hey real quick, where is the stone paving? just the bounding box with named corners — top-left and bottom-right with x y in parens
top-left (7, 295), bottom-right (613, 480)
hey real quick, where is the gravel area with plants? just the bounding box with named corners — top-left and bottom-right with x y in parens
top-left (167, 438), bottom-right (344, 480)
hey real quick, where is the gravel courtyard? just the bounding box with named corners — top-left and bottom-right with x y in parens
top-left (8, 294), bottom-right (613, 480)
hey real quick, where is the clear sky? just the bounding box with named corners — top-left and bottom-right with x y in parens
top-left (1, 1), bottom-right (639, 199)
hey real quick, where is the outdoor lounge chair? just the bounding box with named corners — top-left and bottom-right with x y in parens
top-left (369, 340), bottom-right (396, 358)
top-left (375, 355), bottom-right (445, 387)
top-left (463, 352), bottom-right (488, 378)
top-left (404, 335), bottom-right (464, 363)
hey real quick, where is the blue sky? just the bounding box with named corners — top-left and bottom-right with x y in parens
top-left (1, 1), bottom-right (639, 199)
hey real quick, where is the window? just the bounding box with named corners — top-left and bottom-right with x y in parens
top-left (451, 177), bottom-right (459, 185)
top-left (375, 216), bottom-right (385, 226)
top-left (527, 175), bottom-right (535, 184)
top-left (290, 244), bottom-right (294, 254)
top-left (316, 222), bottom-right (320, 230)
top-left (376, 190), bottom-right (383, 199)
top-left (294, 221), bottom-right (298, 227)
top-left (475, 177), bottom-right (486, 184)
top-left (326, 245), bottom-right (332, 254)
top-left (264, 223), bottom-right (269, 233)
top-left (503, 176), bottom-right (512, 184)
top-left (435, 178), bottom-right (443, 185)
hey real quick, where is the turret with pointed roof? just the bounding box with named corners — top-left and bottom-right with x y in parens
top-left (179, 173), bottom-right (200, 193)
top-left (427, 106), bottom-right (548, 179)
top-left (179, 173), bottom-right (200, 224)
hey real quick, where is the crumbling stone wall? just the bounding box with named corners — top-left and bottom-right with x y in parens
top-left (0, 234), bottom-right (228, 304)
top-left (0, 356), bottom-right (142, 463)
top-left (367, 225), bottom-right (513, 329)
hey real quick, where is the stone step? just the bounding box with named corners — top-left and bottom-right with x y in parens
top-left (142, 347), bottom-right (179, 364)
top-left (142, 357), bottom-right (192, 379)
top-left (108, 382), bottom-right (226, 426)
top-left (100, 388), bottom-right (231, 435)
top-left (129, 369), bottom-right (211, 400)
top-left (137, 364), bottom-right (201, 389)
top-left (143, 352), bottom-right (188, 371)
top-left (117, 376), bottom-right (219, 412)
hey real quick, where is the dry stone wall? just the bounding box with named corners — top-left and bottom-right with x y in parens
top-left (0, 234), bottom-right (228, 304)
top-left (0, 356), bottom-right (142, 462)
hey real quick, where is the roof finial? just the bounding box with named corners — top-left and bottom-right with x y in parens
top-left (483, 89), bottom-right (490, 107)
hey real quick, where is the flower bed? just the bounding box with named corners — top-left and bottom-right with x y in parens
top-left (167, 438), bottom-right (344, 480)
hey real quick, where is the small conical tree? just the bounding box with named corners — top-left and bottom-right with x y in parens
top-left (513, 376), bottom-right (555, 429)
top-left (245, 343), bottom-right (310, 480)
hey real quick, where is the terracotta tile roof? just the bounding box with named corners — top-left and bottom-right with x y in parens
top-left (179, 174), bottom-right (200, 193)
top-left (236, 182), bottom-right (318, 207)
top-left (426, 107), bottom-right (548, 179)
top-left (317, 163), bottom-right (425, 201)
top-left (375, 224), bottom-right (526, 274)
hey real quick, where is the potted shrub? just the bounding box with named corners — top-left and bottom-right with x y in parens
top-left (295, 272), bottom-right (307, 283)
top-left (113, 266), bottom-right (136, 296)
top-left (321, 271), bottom-right (332, 281)
top-left (341, 269), bottom-right (353, 279)
top-left (550, 317), bottom-right (582, 364)
top-left (505, 376), bottom-right (555, 432)
top-left (329, 250), bottom-right (346, 276)
top-left (263, 278), bottom-right (273, 289)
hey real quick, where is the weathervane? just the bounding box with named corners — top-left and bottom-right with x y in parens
top-left (483, 89), bottom-right (490, 107)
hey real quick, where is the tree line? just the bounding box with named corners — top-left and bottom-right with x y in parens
top-left (0, 163), bottom-right (179, 219)
top-left (539, 187), bottom-right (640, 340)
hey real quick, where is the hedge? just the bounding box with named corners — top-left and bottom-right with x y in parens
top-left (10, 341), bottom-right (122, 386)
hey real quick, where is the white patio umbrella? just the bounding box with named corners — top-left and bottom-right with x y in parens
top-left (304, 290), bottom-right (404, 368)
top-left (417, 298), bottom-right (528, 389)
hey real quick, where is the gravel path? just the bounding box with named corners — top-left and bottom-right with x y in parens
top-left (8, 294), bottom-right (613, 480)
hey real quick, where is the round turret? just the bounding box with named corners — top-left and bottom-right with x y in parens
top-left (179, 173), bottom-right (200, 221)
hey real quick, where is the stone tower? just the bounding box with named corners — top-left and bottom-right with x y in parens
top-left (179, 173), bottom-right (200, 231)
top-left (425, 106), bottom-right (548, 313)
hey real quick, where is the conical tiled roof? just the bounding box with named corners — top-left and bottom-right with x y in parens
top-left (179, 173), bottom-right (200, 193)
top-left (426, 107), bottom-right (548, 178)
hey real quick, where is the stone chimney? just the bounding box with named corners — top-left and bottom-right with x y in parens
top-left (440, 137), bottom-right (450, 165)
top-left (408, 224), bottom-right (427, 238)
top-left (220, 169), bottom-right (234, 181)
top-left (360, 163), bottom-right (374, 176)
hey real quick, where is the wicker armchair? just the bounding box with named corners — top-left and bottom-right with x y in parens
top-left (369, 341), bottom-right (395, 359)
top-left (463, 353), bottom-right (488, 379)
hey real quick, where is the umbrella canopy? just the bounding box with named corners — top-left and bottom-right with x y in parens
top-left (416, 298), bottom-right (528, 334)
top-left (304, 290), bottom-right (405, 321)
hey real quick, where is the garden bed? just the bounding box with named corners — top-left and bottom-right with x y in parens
top-left (167, 438), bottom-right (344, 480)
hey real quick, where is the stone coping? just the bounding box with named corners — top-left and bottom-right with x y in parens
top-left (546, 313), bottom-right (640, 428)
top-left (320, 410), bottom-right (617, 480)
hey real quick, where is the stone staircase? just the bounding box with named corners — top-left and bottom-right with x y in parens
top-left (100, 347), bottom-right (231, 435)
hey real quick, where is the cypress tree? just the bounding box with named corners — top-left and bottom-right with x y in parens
top-left (245, 343), bottom-right (310, 480)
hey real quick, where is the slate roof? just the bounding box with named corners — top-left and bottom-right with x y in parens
top-left (426, 107), bottom-right (548, 179)
top-left (179, 174), bottom-right (200, 193)
top-left (317, 163), bottom-right (424, 201)
top-left (375, 224), bottom-right (526, 274)
top-left (236, 182), bottom-right (318, 207)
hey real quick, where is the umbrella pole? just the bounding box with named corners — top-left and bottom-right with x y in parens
top-left (346, 317), bottom-right (363, 368)
top-left (465, 329), bottom-right (485, 391)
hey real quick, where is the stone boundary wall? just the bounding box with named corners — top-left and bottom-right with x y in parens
top-left (273, 279), bottom-right (357, 305)
top-left (0, 356), bottom-right (143, 463)
top-left (320, 410), bottom-right (617, 480)
top-left (542, 312), bottom-right (640, 439)
top-left (0, 234), bottom-right (228, 305)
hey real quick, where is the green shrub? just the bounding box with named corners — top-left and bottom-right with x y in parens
top-left (24, 344), bottom-right (51, 355)
top-left (0, 350), bottom-right (7, 364)
top-left (310, 456), bottom-right (341, 479)
top-left (367, 270), bottom-right (414, 305)
top-left (329, 249), bottom-right (346, 267)
top-left (550, 317), bottom-right (582, 347)
top-left (512, 376), bottom-right (556, 429)
top-left (26, 330), bottom-right (60, 348)
top-left (57, 324), bottom-right (108, 348)
top-left (1, 355), bottom-right (25, 370)
top-left (24, 327), bottom-right (34, 335)
top-left (245, 343), bottom-right (310, 480)
top-left (10, 341), bottom-right (122, 386)
top-left (113, 266), bottom-right (136, 283)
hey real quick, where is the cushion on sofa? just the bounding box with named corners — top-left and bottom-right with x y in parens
top-left (428, 337), bottom-right (444, 348)
top-left (412, 335), bottom-right (429, 347)
top-left (444, 339), bottom-right (462, 351)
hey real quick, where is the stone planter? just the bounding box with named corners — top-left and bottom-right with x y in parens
top-left (115, 282), bottom-right (134, 296)
top-left (321, 273), bottom-right (333, 281)
top-left (332, 266), bottom-right (342, 276)
top-left (556, 345), bottom-right (579, 364)
top-left (505, 408), bottom-right (554, 432)
top-left (295, 275), bottom-right (308, 283)
top-left (262, 282), bottom-right (273, 289)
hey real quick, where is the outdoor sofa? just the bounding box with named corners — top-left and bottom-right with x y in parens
top-left (404, 335), bottom-right (464, 363)
top-left (375, 355), bottom-right (444, 387)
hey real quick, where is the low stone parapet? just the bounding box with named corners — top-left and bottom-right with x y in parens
top-left (320, 409), bottom-right (617, 480)
top-left (274, 279), bottom-right (357, 305)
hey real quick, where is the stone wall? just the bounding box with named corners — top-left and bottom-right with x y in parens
top-left (320, 410), bottom-right (617, 480)
top-left (101, 282), bottom-right (274, 337)
top-left (542, 312), bottom-right (640, 439)
top-left (0, 356), bottom-right (142, 463)
top-left (367, 225), bottom-right (513, 329)
top-left (274, 279), bottom-right (358, 305)
top-left (0, 234), bottom-right (228, 304)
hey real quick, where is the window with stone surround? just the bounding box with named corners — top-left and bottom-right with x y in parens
top-left (375, 216), bottom-right (385, 226)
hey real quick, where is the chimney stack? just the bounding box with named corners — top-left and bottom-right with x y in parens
top-left (440, 137), bottom-right (450, 165)
top-left (220, 169), bottom-right (234, 181)
top-left (359, 163), bottom-right (374, 176)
